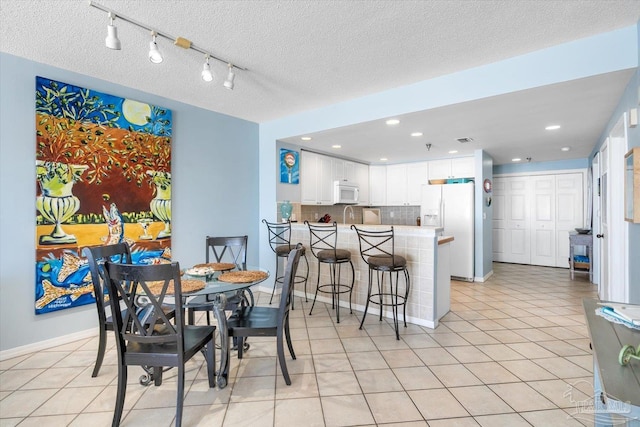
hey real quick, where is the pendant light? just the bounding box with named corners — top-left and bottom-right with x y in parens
top-left (201, 56), bottom-right (213, 82)
top-left (105, 12), bottom-right (121, 50)
top-left (223, 64), bottom-right (235, 90)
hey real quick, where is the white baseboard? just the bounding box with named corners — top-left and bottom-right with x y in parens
top-left (0, 328), bottom-right (97, 361)
top-left (474, 269), bottom-right (494, 283)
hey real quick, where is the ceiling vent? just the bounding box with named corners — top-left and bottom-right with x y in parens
top-left (456, 137), bottom-right (474, 143)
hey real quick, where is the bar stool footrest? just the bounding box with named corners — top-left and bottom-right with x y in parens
top-left (368, 292), bottom-right (407, 307)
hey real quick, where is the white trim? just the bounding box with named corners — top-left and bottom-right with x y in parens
top-left (494, 168), bottom-right (588, 178)
top-left (474, 269), bottom-right (494, 282)
top-left (0, 328), bottom-right (97, 361)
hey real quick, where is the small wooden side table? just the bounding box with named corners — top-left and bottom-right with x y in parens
top-left (569, 232), bottom-right (593, 282)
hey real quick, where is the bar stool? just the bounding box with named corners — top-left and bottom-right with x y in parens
top-left (351, 225), bottom-right (410, 340)
top-left (262, 219), bottom-right (308, 309)
top-left (305, 221), bottom-right (354, 323)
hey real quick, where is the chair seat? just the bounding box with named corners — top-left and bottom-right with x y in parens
top-left (368, 255), bottom-right (407, 269)
top-left (125, 325), bottom-right (216, 361)
top-left (275, 244), bottom-right (294, 257)
top-left (227, 306), bottom-right (278, 335)
top-left (317, 248), bottom-right (351, 262)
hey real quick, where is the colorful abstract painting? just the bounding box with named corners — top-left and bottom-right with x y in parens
top-left (35, 76), bottom-right (172, 314)
top-left (280, 149), bottom-right (299, 184)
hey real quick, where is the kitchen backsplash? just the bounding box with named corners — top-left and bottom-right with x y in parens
top-left (277, 203), bottom-right (420, 226)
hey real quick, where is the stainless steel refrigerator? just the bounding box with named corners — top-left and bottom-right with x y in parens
top-left (421, 182), bottom-right (474, 281)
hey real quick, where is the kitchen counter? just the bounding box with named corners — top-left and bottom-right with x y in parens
top-left (288, 223), bottom-right (451, 328)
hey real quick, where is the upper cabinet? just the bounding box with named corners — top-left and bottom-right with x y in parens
top-left (385, 162), bottom-right (428, 206)
top-left (428, 157), bottom-right (475, 180)
top-left (301, 151), bottom-right (333, 205)
top-left (369, 165), bottom-right (387, 206)
top-left (302, 152), bottom-right (369, 205)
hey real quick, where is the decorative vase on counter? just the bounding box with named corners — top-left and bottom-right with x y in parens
top-left (147, 170), bottom-right (171, 239)
top-left (36, 160), bottom-right (89, 245)
top-left (280, 200), bottom-right (293, 222)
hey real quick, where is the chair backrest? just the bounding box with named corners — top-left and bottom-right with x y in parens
top-left (206, 235), bottom-right (248, 269)
top-left (305, 221), bottom-right (338, 258)
top-left (350, 225), bottom-right (396, 265)
top-left (82, 243), bottom-right (132, 323)
top-left (104, 261), bottom-right (185, 351)
top-left (279, 244), bottom-right (304, 318)
top-left (262, 219), bottom-right (292, 253)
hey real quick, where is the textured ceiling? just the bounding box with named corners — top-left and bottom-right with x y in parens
top-left (1, 0), bottom-right (639, 164)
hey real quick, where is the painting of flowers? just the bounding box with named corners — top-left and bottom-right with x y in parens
top-left (35, 76), bottom-right (172, 314)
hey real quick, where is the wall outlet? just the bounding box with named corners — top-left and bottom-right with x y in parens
top-left (390, 211), bottom-right (394, 218)
top-left (315, 212), bottom-right (319, 220)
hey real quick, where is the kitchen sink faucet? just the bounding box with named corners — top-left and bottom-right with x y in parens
top-left (343, 205), bottom-right (354, 224)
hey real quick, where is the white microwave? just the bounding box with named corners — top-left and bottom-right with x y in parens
top-left (333, 180), bottom-right (359, 204)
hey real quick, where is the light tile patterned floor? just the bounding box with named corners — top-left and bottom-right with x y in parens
top-left (0, 262), bottom-right (600, 426)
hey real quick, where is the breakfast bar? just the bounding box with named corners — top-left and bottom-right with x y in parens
top-left (288, 223), bottom-right (451, 328)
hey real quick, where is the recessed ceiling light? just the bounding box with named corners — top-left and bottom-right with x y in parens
top-left (380, 157), bottom-right (388, 161)
top-left (545, 125), bottom-right (561, 130)
top-left (332, 145), bottom-right (341, 149)
top-left (448, 150), bottom-right (458, 154)
top-left (301, 136), bottom-right (312, 141)
top-left (512, 158), bottom-right (522, 162)
top-left (561, 146), bottom-right (571, 152)
top-left (386, 119), bottom-right (400, 126)
top-left (411, 132), bottom-right (423, 137)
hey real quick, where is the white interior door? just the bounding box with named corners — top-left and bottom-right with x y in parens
top-left (531, 175), bottom-right (555, 266)
top-left (555, 173), bottom-right (584, 268)
top-left (599, 140), bottom-right (609, 300)
top-left (505, 177), bottom-right (530, 264)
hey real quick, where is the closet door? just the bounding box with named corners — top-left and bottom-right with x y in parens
top-left (531, 175), bottom-right (556, 266)
top-left (492, 178), bottom-right (507, 262)
top-left (505, 177), bottom-right (531, 264)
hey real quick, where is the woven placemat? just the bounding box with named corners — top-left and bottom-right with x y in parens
top-left (193, 262), bottom-right (236, 271)
top-left (218, 270), bottom-right (268, 283)
top-left (146, 279), bottom-right (205, 295)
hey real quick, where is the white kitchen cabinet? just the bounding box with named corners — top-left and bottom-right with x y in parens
top-left (369, 165), bottom-right (386, 206)
top-left (355, 162), bottom-right (370, 205)
top-left (385, 162), bottom-right (428, 205)
top-left (301, 151), bottom-right (333, 205)
top-left (428, 157), bottom-right (475, 180)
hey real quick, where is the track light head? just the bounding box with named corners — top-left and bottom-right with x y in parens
top-left (223, 64), bottom-right (235, 90)
top-left (105, 12), bottom-right (121, 50)
top-left (148, 32), bottom-right (163, 64)
top-left (201, 56), bottom-right (213, 82)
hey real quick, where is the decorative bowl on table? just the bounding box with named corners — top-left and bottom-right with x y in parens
top-left (575, 228), bottom-right (591, 234)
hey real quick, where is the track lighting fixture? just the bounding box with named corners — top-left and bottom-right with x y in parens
top-left (223, 64), bottom-right (235, 90)
top-left (105, 12), bottom-right (121, 50)
top-left (201, 56), bottom-right (213, 82)
top-left (89, 1), bottom-right (246, 88)
top-left (148, 32), bottom-right (163, 64)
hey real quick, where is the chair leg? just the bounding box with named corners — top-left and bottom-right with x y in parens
top-left (277, 327), bottom-right (291, 385)
top-left (309, 260), bottom-right (321, 316)
top-left (378, 271), bottom-right (385, 322)
top-left (284, 316), bottom-right (296, 360)
top-left (176, 364), bottom-right (184, 427)
top-left (154, 366), bottom-right (163, 386)
top-left (112, 364), bottom-right (127, 427)
top-left (359, 269), bottom-right (374, 330)
top-left (237, 336), bottom-right (245, 359)
top-left (348, 260), bottom-right (355, 314)
top-left (269, 258), bottom-right (281, 305)
top-left (301, 252), bottom-right (309, 302)
top-left (403, 269), bottom-right (410, 328)
top-left (206, 338), bottom-right (216, 388)
top-left (392, 271), bottom-right (400, 340)
top-left (92, 326), bottom-right (107, 377)
top-left (331, 262), bottom-right (341, 323)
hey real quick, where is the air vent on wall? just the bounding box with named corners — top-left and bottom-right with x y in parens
top-left (456, 137), bottom-right (474, 143)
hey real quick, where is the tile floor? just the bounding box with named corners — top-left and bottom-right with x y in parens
top-left (0, 262), bottom-right (603, 426)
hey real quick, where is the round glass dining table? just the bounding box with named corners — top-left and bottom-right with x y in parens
top-left (182, 266), bottom-right (269, 388)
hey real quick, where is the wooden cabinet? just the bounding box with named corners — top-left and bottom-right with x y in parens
top-left (385, 162), bottom-right (428, 205)
top-left (300, 151), bottom-right (333, 205)
top-left (369, 165), bottom-right (387, 206)
top-left (428, 157), bottom-right (474, 180)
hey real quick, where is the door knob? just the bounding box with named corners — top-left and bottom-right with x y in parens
top-left (596, 234), bottom-right (604, 238)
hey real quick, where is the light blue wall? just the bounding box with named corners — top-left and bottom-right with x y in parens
top-left (494, 158), bottom-right (589, 175)
top-left (259, 25), bottom-right (639, 285)
top-left (0, 53), bottom-right (259, 352)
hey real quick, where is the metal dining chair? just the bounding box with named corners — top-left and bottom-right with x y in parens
top-left (305, 221), bottom-right (354, 323)
top-left (262, 219), bottom-right (309, 309)
top-left (351, 225), bottom-right (410, 340)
